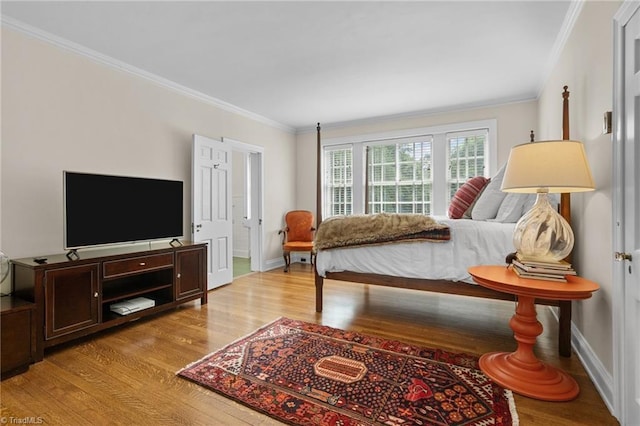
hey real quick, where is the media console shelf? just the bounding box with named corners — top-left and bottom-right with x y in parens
top-left (11, 242), bottom-right (207, 361)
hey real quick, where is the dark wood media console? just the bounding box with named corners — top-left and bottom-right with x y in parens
top-left (12, 242), bottom-right (208, 361)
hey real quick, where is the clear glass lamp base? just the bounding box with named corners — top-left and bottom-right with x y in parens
top-left (513, 192), bottom-right (574, 262)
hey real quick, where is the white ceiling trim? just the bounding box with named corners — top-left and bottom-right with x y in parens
top-left (536, 0), bottom-right (585, 98)
top-left (1, 15), bottom-right (295, 134)
top-left (299, 97), bottom-right (537, 135)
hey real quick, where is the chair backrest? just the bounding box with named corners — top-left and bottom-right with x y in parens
top-left (285, 210), bottom-right (315, 242)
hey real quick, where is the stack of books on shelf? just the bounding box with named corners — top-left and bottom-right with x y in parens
top-left (511, 253), bottom-right (576, 283)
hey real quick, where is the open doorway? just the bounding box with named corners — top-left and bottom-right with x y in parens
top-left (223, 138), bottom-right (264, 277)
top-left (232, 150), bottom-right (251, 277)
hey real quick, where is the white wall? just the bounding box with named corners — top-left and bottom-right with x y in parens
top-left (295, 100), bottom-right (538, 214)
top-left (1, 28), bottom-right (297, 291)
top-left (538, 1), bottom-right (621, 376)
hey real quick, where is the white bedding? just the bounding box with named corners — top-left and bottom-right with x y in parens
top-left (315, 216), bottom-right (516, 284)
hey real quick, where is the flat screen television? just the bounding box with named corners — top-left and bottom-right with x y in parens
top-left (64, 171), bottom-right (183, 250)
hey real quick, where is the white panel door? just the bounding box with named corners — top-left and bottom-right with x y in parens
top-left (623, 6), bottom-right (640, 422)
top-left (192, 134), bottom-right (233, 289)
top-left (613, 3), bottom-right (640, 423)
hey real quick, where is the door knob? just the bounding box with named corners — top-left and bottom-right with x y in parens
top-left (615, 252), bottom-right (632, 261)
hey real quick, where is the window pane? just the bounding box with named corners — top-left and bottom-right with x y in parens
top-left (382, 164), bottom-right (396, 181)
top-left (383, 185), bottom-right (397, 202)
top-left (399, 163), bottom-right (414, 181)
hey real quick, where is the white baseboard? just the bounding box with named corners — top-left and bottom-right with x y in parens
top-left (263, 257), bottom-right (285, 271)
top-left (291, 253), bottom-right (313, 264)
top-left (547, 307), bottom-right (615, 415)
top-left (233, 250), bottom-right (249, 258)
top-left (571, 322), bottom-right (615, 414)
top-left (263, 254), bottom-right (312, 272)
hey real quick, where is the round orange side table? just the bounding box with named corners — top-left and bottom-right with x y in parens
top-left (468, 265), bottom-right (599, 402)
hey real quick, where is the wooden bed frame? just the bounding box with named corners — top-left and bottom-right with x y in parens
top-left (314, 86), bottom-right (574, 357)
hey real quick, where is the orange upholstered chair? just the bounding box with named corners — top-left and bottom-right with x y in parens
top-left (279, 210), bottom-right (316, 272)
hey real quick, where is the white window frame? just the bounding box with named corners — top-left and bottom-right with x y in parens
top-left (322, 119), bottom-right (497, 217)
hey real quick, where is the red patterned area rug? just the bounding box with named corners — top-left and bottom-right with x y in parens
top-left (177, 317), bottom-right (518, 426)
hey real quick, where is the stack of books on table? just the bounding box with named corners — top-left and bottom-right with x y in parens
top-left (511, 254), bottom-right (576, 283)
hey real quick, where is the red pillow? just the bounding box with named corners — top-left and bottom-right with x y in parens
top-left (448, 176), bottom-right (489, 219)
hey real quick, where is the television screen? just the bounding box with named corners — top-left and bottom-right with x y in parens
top-left (64, 171), bottom-right (183, 249)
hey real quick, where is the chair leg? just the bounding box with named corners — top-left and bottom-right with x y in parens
top-left (283, 251), bottom-right (290, 272)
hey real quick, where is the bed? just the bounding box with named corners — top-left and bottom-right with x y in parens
top-left (314, 86), bottom-right (574, 357)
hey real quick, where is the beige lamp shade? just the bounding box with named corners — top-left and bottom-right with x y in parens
top-left (501, 140), bottom-right (595, 193)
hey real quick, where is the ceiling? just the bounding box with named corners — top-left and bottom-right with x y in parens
top-left (1, 1), bottom-right (573, 132)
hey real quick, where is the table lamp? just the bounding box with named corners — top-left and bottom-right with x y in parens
top-left (501, 140), bottom-right (595, 262)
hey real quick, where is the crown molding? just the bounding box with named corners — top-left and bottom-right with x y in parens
top-left (296, 96), bottom-right (537, 135)
top-left (1, 15), bottom-right (295, 134)
top-left (536, 0), bottom-right (585, 98)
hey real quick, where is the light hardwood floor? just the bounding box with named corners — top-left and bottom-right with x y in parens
top-left (1, 263), bottom-right (618, 425)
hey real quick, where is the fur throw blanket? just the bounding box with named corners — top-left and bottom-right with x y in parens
top-left (314, 213), bottom-right (450, 250)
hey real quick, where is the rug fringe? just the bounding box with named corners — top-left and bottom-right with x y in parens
top-left (175, 316), bottom-right (286, 374)
top-left (505, 390), bottom-right (520, 426)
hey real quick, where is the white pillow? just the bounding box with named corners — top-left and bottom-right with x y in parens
top-left (493, 193), bottom-right (528, 223)
top-left (471, 164), bottom-right (507, 221)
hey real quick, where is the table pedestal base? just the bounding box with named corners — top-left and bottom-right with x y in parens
top-left (479, 352), bottom-right (579, 401)
top-left (479, 294), bottom-right (579, 401)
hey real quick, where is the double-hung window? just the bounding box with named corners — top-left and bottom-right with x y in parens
top-left (324, 146), bottom-right (353, 216)
top-left (447, 130), bottom-right (488, 201)
top-left (321, 120), bottom-right (496, 218)
top-left (367, 137), bottom-right (433, 214)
